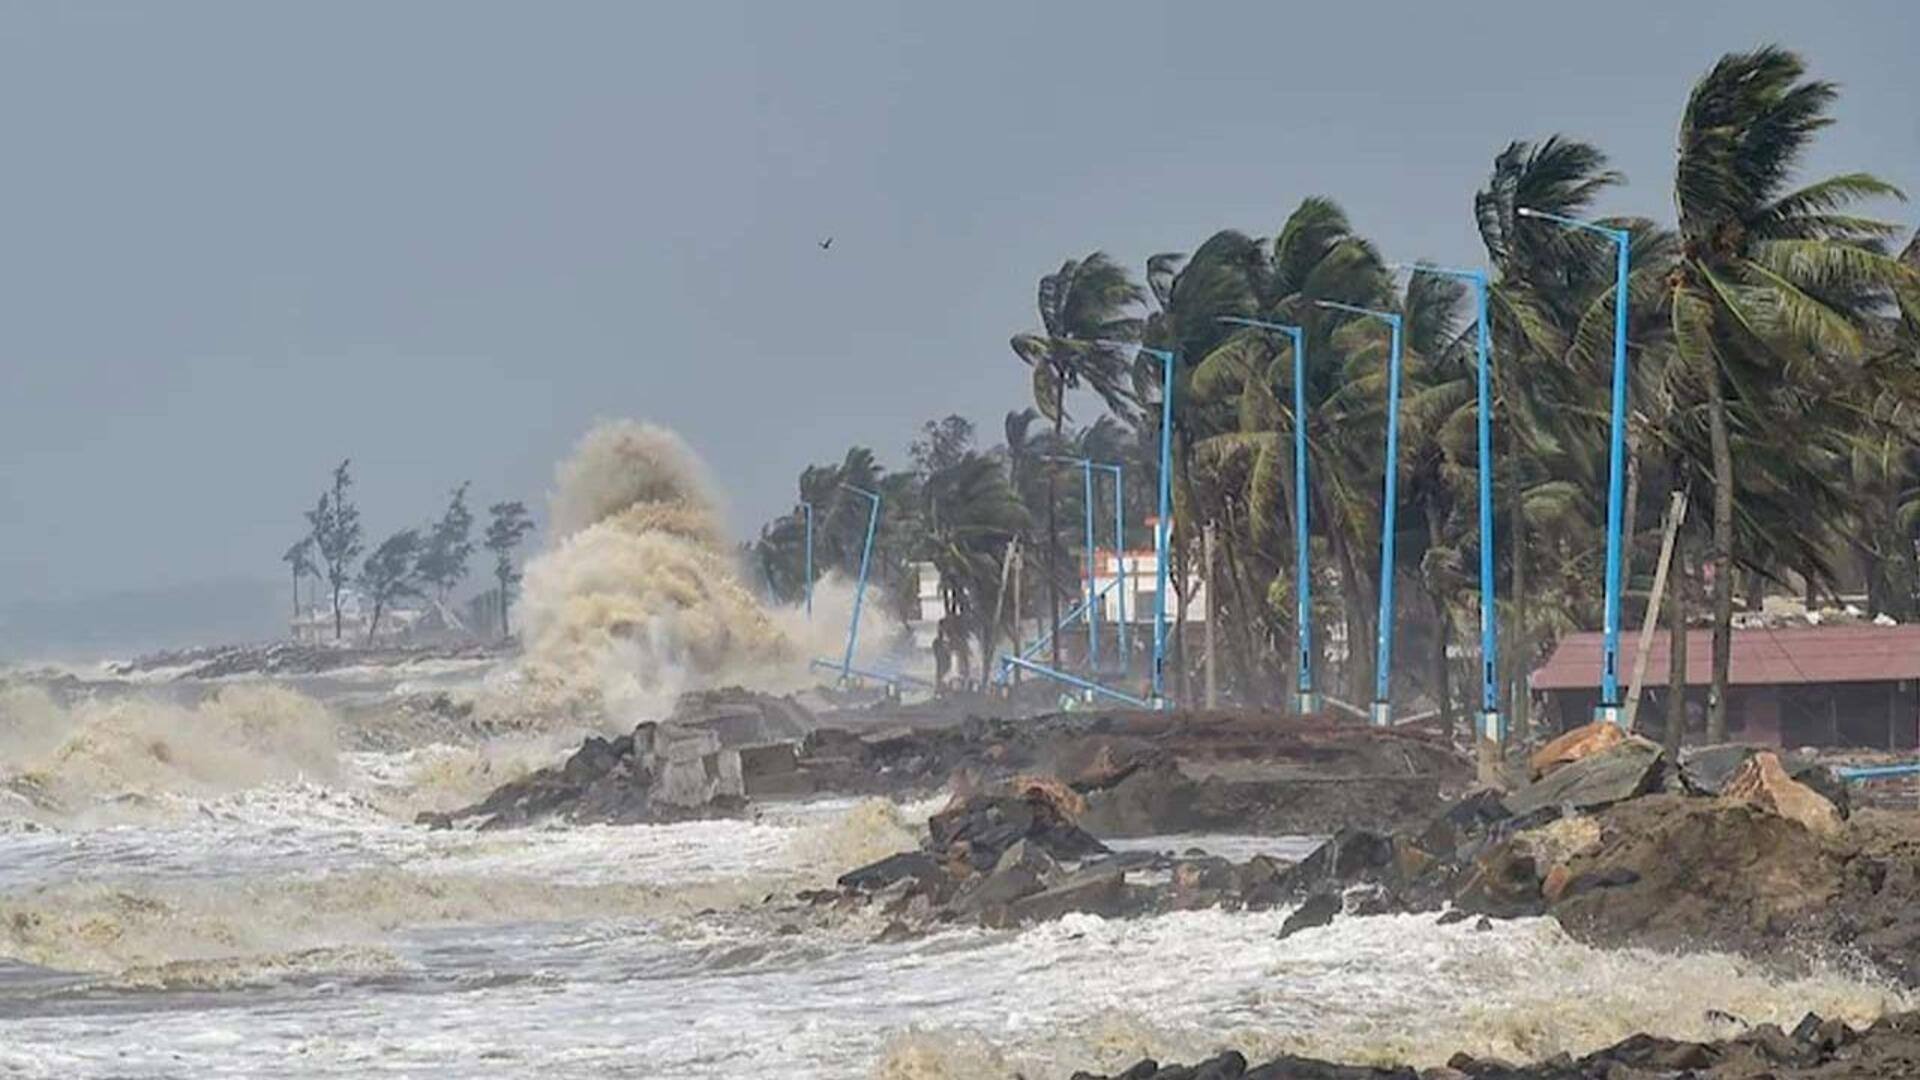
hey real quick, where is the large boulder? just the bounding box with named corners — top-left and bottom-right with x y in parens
top-left (1683, 744), bottom-right (1851, 820)
top-left (1504, 737), bottom-right (1667, 817)
top-left (1721, 751), bottom-right (1843, 836)
top-left (1528, 720), bottom-right (1625, 780)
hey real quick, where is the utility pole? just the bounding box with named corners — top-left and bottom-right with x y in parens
top-left (1624, 492), bottom-right (1688, 733)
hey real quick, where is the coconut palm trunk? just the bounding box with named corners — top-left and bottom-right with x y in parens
top-left (1706, 373), bottom-right (1735, 744)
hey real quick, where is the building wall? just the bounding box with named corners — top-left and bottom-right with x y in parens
top-left (1544, 680), bottom-right (1920, 750)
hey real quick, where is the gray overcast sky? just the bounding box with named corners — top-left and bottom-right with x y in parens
top-left (2, 0), bottom-right (1916, 608)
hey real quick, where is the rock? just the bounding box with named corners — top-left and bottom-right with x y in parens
top-left (1788, 761), bottom-right (1852, 820)
top-left (947, 839), bottom-right (1059, 916)
top-left (1541, 863), bottom-right (1572, 902)
top-left (1679, 744), bottom-right (1760, 795)
top-left (1528, 720), bottom-right (1625, 779)
top-left (1009, 773), bottom-right (1088, 820)
top-left (1503, 737), bottom-right (1666, 817)
top-left (1414, 789), bottom-right (1513, 861)
top-left (1721, 751), bottom-right (1842, 835)
top-left (1278, 890), bottom-right (1342, 939)
top-left (1004, 866), bottom-right (1128, 923)
top-left (837, 851), bottom-right (943, 893)
top-left (928, 788), bottom-right (1108, 872)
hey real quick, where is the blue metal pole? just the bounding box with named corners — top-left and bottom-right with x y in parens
top-left (1517, 208), bottom-right (1633, 725)
top-left (1219, 316), bottom-right (1314, 713)
top-left (1287, 326), bottom-right (1313, 713)
top-left (840, 484), bottom-right (880, 683)
top-left (801, 501), bottom-right (814, 620)
top-left (1599, 229), bottom-right (1631, 721)
top-left (1314, 301), bottom-right (1402, 726)
top-left (1150, 349), bottom-right (1175, 708)
top-left (1395, 265), bottom-right (1502, 744)
top-left (1473, 276), bottom-right (1500, 741)
top-left (1082, 459), bottom-right (1099, 677)
top-left (1376, 316), bottom-right (1404, 727)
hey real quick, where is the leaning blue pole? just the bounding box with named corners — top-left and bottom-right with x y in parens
top-left (1316, 301), bottom-right (1403, 726)
top-left (839, 484), bottom-right (880, 682)
top-left (1219, 316), bottom-right (1314, 713)
top-left (1518, 207), bottom-right (1632, 724)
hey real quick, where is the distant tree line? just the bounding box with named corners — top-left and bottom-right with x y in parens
top-left (283, 460), bottom-right (536, 643)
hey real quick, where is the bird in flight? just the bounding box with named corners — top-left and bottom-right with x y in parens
top-left (818, 237), bottom-right (833, 250)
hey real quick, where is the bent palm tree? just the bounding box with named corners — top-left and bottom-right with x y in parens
top-left (1669, 46), bottom-right (1920, 739)
top-left (1011, 252), bottom-right (1144, 669)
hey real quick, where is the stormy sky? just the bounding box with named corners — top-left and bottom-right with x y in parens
top-left (2, 1), bottom-right (1915, 648)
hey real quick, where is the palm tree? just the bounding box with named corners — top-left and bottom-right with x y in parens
top-left (921, 452), bottom-right (1031, 687)
top-left (1475, 136), bottom-right (1629, 738)
top-left (1669, 46), bottom-right (1920, 739)
top-left (1011, 252), bottom-right (1144, 669)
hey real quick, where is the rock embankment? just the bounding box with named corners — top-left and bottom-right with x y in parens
top-left (801, 709), bottom-right (1469, 836)
top-left (434, 700), bottom-right (1473, 834)
top-left (1069, 1009), bottom-right (1920, 1079)
top-left (1273, 724), bottom-right (1920, 982)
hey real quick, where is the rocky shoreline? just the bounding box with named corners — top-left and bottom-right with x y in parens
top-left (1068, 1009), bottom-right (1920, 1079)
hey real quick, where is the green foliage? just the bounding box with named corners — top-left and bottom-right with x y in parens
top-left (416, 482), bottom-right (476, 602)
top-left (484, 501), bottom-right (536, 638)
top-left (304, 460), bottom-right (364, 641)
top-left (356, 528), bottom-right (424, 644)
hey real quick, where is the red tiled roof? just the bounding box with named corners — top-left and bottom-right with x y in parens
top-left (1531, 624), bottom-right (1920, 691)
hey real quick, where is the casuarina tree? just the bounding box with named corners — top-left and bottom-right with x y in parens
top-left (281, 537), bottom-right (317, 621)
top-left (485, 501), bottom-right (536, 639)
top-left (416, 482), bottom-right (476, 603)
top-left (357, 529), bottom-right (424, 643)
top-left (305, 460), bottom-right (364, 641)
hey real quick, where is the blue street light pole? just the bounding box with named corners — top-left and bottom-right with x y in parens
top-left (799, 501), bottom-right (814, 620)
top-left (1219, 316), bottom-right (1316, 714)
top-left (1049, 454), bottom-right (1129, 678)
top-left (1107, 343), bottom-right (1178, 708)
top-left (1083, 460), bottom-right (1099, 675)
top-left (838, 483), bottom-right (881, 683)
top-left (1518, 206), bottom-right (1632, 725)
top-left (1316, 300), bottom-right (1404, 727)
top-left (1090, 461), bottom-right (1128, 671)
top-left (1398, 264), bottom-right (1500, 747)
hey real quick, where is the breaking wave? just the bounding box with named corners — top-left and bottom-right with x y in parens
top-left (502, 419), bottom-right (900, 731)
top-left (0, 683), bottom-right (339, 823)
